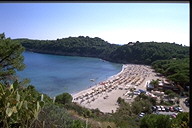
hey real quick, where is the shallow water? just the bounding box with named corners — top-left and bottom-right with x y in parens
top-left (17, 52), bottom-right (122, 97)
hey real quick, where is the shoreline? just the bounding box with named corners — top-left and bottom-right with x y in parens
top-left (72, 64), bottom-right (125, 98)
top-left (70, 64), bottom-right (123, 96)
top-left (72, 64), bottom-right (164, 113)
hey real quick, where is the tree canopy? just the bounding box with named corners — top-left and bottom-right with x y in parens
top-left (0, 35), bottom-right (25, 85)
top-left (140, 112), bottom-right (189, 128)
top-left (55, 92), bottom-right (73, 105)
top-left (110, 42), bottom-right (189, 64)
top-left (152, 57), bottom-right (189, 90)
top-left (16, 36), bottom-right (118, 61)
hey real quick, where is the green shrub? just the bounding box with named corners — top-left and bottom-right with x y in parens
top-left (55, 92), bottom-right (73, 105)
top-left (0, 81), bottom-right (44, 128)
top-left (36, 103), bottom-right (86, 128)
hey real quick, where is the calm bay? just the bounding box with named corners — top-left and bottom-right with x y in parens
top-left (17, 52), bottom-right (122, 97)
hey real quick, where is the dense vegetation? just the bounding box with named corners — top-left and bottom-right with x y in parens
top-left (109, 41), bottom-right (189, 64)
top-left (0, 35), bottom-right (25, 85)
top-left (15, 36), bottom-right (189, 65)
top-left (57, 93), bottom-right (189, 128)
top-left (0, 33), bottom-right (43, 127)
top-left (16, 36), bottom-right (118, 61)
top-left (152, 58), bottom-right (189, 91)
top-left (140, 112), bottom-right (189, 128)
top-left (0, 81), bottom-right (44, 127)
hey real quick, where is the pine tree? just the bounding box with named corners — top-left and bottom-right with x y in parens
top-left (0, 33), bottom-right (25, 85)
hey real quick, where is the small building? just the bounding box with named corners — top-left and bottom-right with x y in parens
top-left (147, 79), bottom-right (179, 93)
top-left (161, 80), bottom-right (179, 92)
top-left (146, 81), bottom-right (154, 91)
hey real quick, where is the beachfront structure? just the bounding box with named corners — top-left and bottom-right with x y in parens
top-left (159, 80), bottom-right (180, 93)
top-left (146, 79), bottom-right (180, 93)
top-left (146, 82), bottom-right (154, 91)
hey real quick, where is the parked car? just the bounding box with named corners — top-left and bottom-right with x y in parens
top-left (139, 112), bottom-right (145, 117)
top-left (169, 107), bottom-right (174, 112)
top-left (173, 106), bottom-right (179, 112)
top-left (164, 106), bottom-right (169, 112)
top-left (185, 98), bottom-right (189, 102)
top-left (156, 106), bottom-right (161, 111)
top-left (138, 89), bottom-right (146, 94)
top-left (155, 111), bottom-right (159, 114)
top-left (185, 98), bottom-right (189, 107)
top-left (160, 106), bottom-right (165, 111)
top-left (151, 106), bottom-right (156, 111)
top-left (171, 113), bottom-right (177, 118)
top-left (177, 107), bottom-right (183, 112)
top-left (185, 102), bottom-right (189, 107)
top-left (134, 91), bottom-right (141, 95)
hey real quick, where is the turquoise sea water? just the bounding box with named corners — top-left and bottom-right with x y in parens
top-left (17, 52), bottom-right (122, 97)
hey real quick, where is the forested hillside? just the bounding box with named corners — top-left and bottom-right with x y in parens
top-left (152, 58), bottom-right (189, 90)
top-left (16, 36), bottom-right (119, 61)
top-left (15, 36), bottom-right (189, 65)
top-left (110, 41), bottom-right (189, 64)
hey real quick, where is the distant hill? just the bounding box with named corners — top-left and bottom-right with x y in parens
top-left (109, 41), bottom-right (189, 64)
top-left (15, 36), bottom-right (189, 65)
top-left (15, 36), bottom-right (119, 61)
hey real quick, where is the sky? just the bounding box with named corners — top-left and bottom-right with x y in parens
top-left (0, 2), bottom-right (190, 46)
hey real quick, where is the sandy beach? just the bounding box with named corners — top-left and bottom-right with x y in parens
top-left (72, 64), bottom-right (164, 113)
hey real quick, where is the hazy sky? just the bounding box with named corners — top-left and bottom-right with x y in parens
top-left (0, 2), bottom-right (189, 46)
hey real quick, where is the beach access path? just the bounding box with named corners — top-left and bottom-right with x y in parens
top-left (72, 64), bottom-right (164, 113)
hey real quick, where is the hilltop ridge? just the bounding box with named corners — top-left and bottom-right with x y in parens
top-left (15, 36), bottom-right (189, 65)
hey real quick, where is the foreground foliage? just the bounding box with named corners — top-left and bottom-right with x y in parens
top-left (140, 112), bottom-right (190, 128)
top-left (37, 103), bottom-right (87, 128)
top-left (0, 34), bottom-right (43, 128)
top-left (0, 81), bottom-right (44, 128)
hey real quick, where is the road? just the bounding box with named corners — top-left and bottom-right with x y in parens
top-left (179, 97), bottom-right (189, 112)
top-left (157, 111), bottom-right (177, 115)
